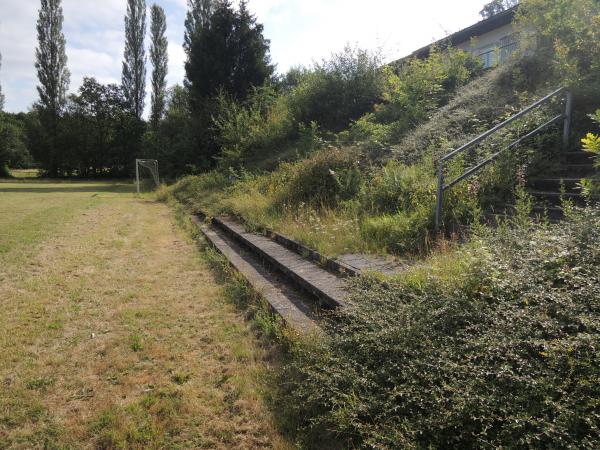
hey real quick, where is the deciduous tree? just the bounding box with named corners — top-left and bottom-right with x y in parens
top-left (479, 0), bottom-right (518, 19)
top-left (150, 4), bottom-right (168, 129)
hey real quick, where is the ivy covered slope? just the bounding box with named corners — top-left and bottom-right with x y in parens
top-left (281, 208), bottom-right (600, 448)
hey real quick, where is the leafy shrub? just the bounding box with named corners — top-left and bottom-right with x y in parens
top-left (361, 206), bottom-right (432, 254)
top-left (356, 162), bottom-right (437, 253)
top-left (213, 86), bottom-right (298, 169)
top-left (393, 57), bottom-right (555, 164)
top-left (361, 161), bottom-right (435, 214)
top-left (281, 207), bottom-right (600, 448)
top-left (287, 45), bottom-right (384, 132)
top-left (516, 0), bottom-right (600, 85)
top-left (0, 112), bottom-right (33, 175)
top-left (348, 48), bottom-right (482, 147)
top-left (167, 172), bottom-right (231, 213)
top-left (579, 109), bottom-right (600, 197)
top-left (146, 85), bottom-right (200, 177)
top-left (271, 147), bottom-right (364, 208)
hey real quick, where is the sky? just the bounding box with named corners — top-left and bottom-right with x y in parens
top-left (0, 0), bottom-right (488, 115)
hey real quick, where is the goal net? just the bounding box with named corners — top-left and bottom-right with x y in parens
top-left (135, 159), bottom-right (160, 193)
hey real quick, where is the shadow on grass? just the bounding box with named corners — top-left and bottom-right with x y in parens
top-left (0, 185), bottom-right (135, 194)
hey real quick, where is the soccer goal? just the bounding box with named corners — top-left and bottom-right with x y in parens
top-left (135, 159), bottom-right (160, 194)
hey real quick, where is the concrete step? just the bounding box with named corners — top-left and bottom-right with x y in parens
top-left (192, 216), bottom-right (321, 333)
top-left (531, 205), bottom-right (565, 221)
top-left (213, 217), bottom-right (349, 309)
top-left (527, 190), bottom-right (598, 206)
top-left (558, 164), bottom-right (597, 177)
top-left (488, 204), bottom-right (564, 223)
top-left (529, 177), bottom-right (582, 192)
top-left (562, 151), bottom-right (596, 165)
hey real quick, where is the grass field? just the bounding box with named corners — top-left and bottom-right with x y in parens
top-left (0, 179), bottom-right (289, 449)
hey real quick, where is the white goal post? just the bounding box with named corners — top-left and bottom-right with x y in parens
top-left (135, 159), bottom-right (160, 194)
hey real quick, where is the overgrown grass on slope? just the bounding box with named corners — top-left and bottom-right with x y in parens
top-left (162, 57), bottom-right (566, 258)
top-left (278, 206), bottom-right (600, 448)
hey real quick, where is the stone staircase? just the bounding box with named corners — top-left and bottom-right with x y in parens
top-left (483, 147), bottom-right (597, 224)
top-left (527, 147), bottom-right (597, 218)
top-left (192, 215), bottom-right (354, 333)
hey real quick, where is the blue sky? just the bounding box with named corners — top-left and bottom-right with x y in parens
top-left (0, 0), bottom-right (487, 114)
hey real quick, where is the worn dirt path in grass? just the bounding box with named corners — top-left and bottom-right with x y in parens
top-left (0, 181), bottom-right (289, 449)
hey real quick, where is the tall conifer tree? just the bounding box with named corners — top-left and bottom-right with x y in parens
top-left (35, 0), bottom-right (70, 176)
top-left (122, 0), bottom-right (147, 119)
top-left (183, 0), bottom-right (213, 55)
top-left (150, 4), bottom-right (168, 128)
top-left (184, 0), bottom-right (272, 105)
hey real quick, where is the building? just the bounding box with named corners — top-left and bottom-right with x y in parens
top-left (406, 6), bottom-right (519, 69)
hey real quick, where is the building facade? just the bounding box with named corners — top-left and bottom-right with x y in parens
top-left (406, 6), bottom-right (519, 69)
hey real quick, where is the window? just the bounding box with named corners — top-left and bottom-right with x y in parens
top-left (477, 46), bottom-right (496, 68)
top-left (498, 34), bottom-right (518, 64)
top-left (475, 34), bottom-right (518, 68)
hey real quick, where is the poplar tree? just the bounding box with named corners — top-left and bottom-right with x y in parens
top-left (150, 4), bottom-right (168, 128)
top-left (122, 0), bottom-right (147, 119)
top-left (0, 52), bottom-right (4, 111)
top-left (35, 0), bottom-right (70, 176)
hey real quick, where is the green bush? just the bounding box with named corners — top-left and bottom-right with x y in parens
top-left (272, 147), bottom-right (364, 208)
top-left (213, 86), bottom-right (298, 169)
top-left (361, 161), bottom-right (436, 214)
top-left (348, 48), bottom-right (482, 147)
top-left (281, 207), bottom-right (600, 448)
top-left (287, 45), bottom-right (384, 132)
top-left (579, 109), bottom-right (600, 198)
top-left (0, 112), bottom-right (32, 175)
top-left (167, 172), bottom-right (231, 213)
top-left (516, 0), bottom-right (600, 85)
top-left (361, 206), bottom-right (432, 254)
top-left (148, 85), bottom-right (200, 177)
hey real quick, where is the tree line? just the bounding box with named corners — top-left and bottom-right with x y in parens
top-left (0, 0), bottom-right (273, 177)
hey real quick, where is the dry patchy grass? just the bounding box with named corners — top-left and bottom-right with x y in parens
top-left (0, 181), bottom-right (290, 449)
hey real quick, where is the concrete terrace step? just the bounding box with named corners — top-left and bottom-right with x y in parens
top-left (191, 216), bottom-right (321, 333)
top-left (488, 204), bottom-right (565, 223)
top-left (529, 190), bottom-right (588, 200)
top-left (558, 164), bottom-right (597, 177)
top-left (529, 178), bottom-right (582, 192)
top-left (562, 151), bottom-right (596, 164)
top-left (213, 217), bottom-right (349, 309)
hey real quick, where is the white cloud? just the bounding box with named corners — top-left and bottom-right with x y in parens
top-left (1, 0), bottom-right (489, 114)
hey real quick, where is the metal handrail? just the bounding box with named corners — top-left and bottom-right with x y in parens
top-left (434, 86), bottom-right (573, 230)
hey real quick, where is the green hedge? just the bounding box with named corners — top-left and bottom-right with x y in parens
top-left (280, 207), bottom-right (600, 448)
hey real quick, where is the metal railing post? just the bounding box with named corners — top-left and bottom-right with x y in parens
top-left (435, 160), bottom-right (444, 232)
top-left (562, 90), bottom-right (573, 151)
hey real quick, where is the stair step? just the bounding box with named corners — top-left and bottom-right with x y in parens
top-left (490, 204), bottom-right (564, 222)
top-left (558, 164), bottom-right (597, 176)
top-left (213, 217), bottom-right (349, 309)
top-left (527, 190), bottom-right (600, 206)
top-left (531, 205), bottom-right (565, 219)
top-left (562, 151), bottom-right (596, 164)
top-left (529, 177), bottom-right (582, 192)
top-left (192, 216), bottom-right (321, 333)
top-left (529, 190), bottom-right (585, 198)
